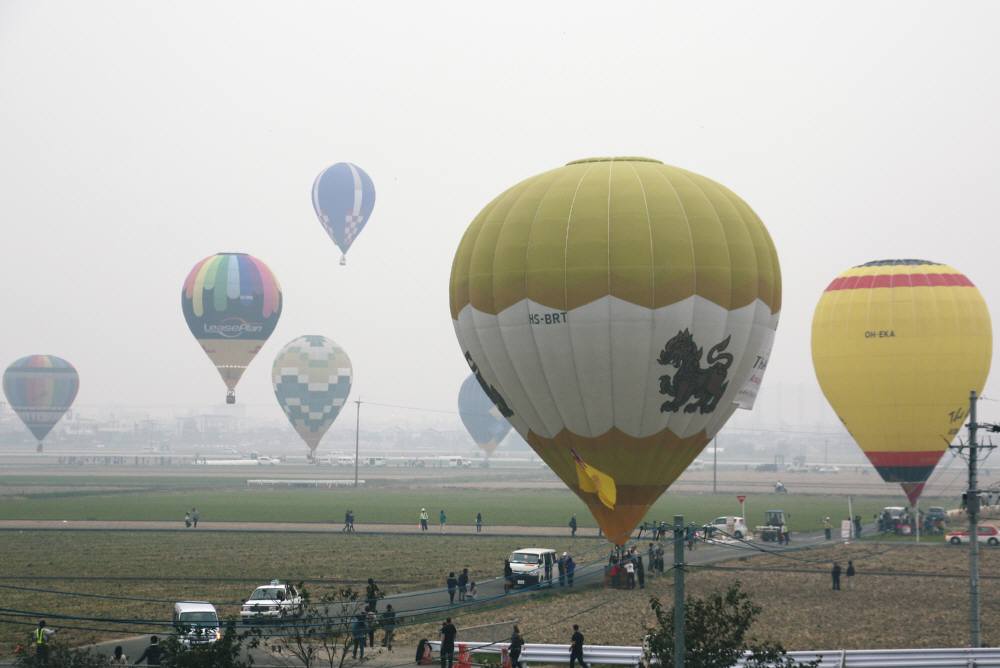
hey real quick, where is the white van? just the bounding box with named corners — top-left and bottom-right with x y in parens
top-left (173, 601), bottom-right (220, 647)
top-left (507, 548), bottom-right (557, 588)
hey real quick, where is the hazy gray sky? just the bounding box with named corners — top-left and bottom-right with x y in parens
top-left (2, 2), bottom-right (998, 430)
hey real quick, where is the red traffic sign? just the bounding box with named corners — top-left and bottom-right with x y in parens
top-left (737, 495), bottom-right (746, 503)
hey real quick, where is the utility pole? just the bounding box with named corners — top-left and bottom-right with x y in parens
top-left (951, 389), bottom-right (999, 648)
top-left (354, 398), bottom-right (362, 488)
top-left (673, 514), bottom-right (685, 668)
top-left (712, 438), bottom-right (718, 494)
top-left (967, 390), bottom-right (981, 648)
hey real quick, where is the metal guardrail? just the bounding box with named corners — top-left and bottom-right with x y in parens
top-left (429, 642), bottom-right (1000, 667)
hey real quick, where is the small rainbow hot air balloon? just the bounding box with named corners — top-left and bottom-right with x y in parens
top-left (812, 260), bottom-right (992, 504)
top-left (3, 355), bottom-right (79, 452)
top-left (312, 163), bottom-right (376, 265)
top-left (182, 253), bottom-right (282, 404)
top-left (272, 336), bottom-right (353, 458)
top-left (450, 157), bottom-right (781, 545)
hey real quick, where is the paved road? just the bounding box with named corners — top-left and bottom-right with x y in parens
top-left (0, 519), bottom-right (604, 537)
top-left (82, 526), bottom-right (843, 665)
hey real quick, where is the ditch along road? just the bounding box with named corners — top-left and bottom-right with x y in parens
top-left (74, 526), bottom-right (842, 666)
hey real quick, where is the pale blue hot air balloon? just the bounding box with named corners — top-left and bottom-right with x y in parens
top-left (458, 374), bottom-right (512, 456)
top-left (311, 163), bottom-right (376, 265)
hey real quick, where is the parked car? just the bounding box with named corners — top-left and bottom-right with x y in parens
top-left (173, 601), bottom-right (220, 646)
top-left (240, 581), bottom-right (303, 623)
top-left (945, 524), bottom-right (1000, 546)
top-left (702, 516), bottom-right (749, 540)
top-left (507, 548), bottom-right (557, 588)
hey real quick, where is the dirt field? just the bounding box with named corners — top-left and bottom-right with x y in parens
top-left (395, 543), bottom-right (1000, 650)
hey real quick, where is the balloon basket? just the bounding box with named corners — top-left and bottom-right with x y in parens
top-left (226, 390), bottom-right (236, 405)
top-left (339, 255), bottom-right (347, 266)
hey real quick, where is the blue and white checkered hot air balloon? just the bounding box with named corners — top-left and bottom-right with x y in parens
top-left (272, 336), bottom-right (353, 457)
top-left (312, 162), bottom-right (376, 265)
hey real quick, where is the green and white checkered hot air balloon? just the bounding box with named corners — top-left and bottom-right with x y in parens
top-left (272, 336), bottom-right (353, 458)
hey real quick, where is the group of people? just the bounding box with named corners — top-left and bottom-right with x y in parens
top-left (607, 545), bottom-right (657, 589)
top-left (419, 508), bottom-right (451, 532)
top-left (831, 560), bottom-right (856, 590)
top-left (430, 620), bottom-right (589, 668)
top-left (350, 578), bottom-right (397, 659)
top-left (182, 507), bottom-right (200, 528)
top-left (445, 568), bottom-right (478, 603)
top-left (343, 509), bottom-right (356, 532)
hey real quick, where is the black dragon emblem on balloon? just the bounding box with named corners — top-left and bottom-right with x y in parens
top-left (657, 329), bottom-right (734, 414)
top-left (465, 351), bottom-right (514, 418)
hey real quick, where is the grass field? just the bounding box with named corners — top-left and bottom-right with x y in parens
top-left (395, 542), bottom-right (1000, 650)
top-left (0, 475), bottom-right (942, 531)
top-left (1, 530), bottom-right (994, 654)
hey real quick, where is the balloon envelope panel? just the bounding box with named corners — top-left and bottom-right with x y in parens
top-left (181, 253), bottom-right (282, 393)
top-left (812, 259), bottom-right (992, 504)
top-left (2, 355), bottom-right (79, 443)
top-left (458, 373), bottom-right (512, 455)
top-left (450, 157), bottom-right (781, 544)
top-left (312, 162), bottom-right (376, 258)
top-left (272, 336), bottom-right (353, 452)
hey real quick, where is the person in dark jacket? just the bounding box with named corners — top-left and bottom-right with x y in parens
top-left (366, 577), bottom-right (381, 611)
top-left (831, 562), bottom-right (842, 591)
top-left (457, 569), bottom-right (469, 601)
top-left (509, 624), bottom-right (524, 668)
top-left (570, 624), bottom-right (588, 668)
top-left (440, 618), bottom-right (458, 668)
top-left (557, 553), bottom-right (567, 586)
top-left (446, 572), bottom-right (458, 604)
top-left (566, 555), bottom-right (576, 587)
top-left (351, 613), bottom-right (367, 659)
top-left (380, 604), bottom-right (397, 650)
top-left (475, 512), bottom-right (483, 533)
top-left (569, 514), bottom-right (578, 537)
top-left (135, 635), bottom-right (165, 665)
top-left (636, 554), bottom-right (645, 589)
top-left (846, 560), bottom-right (856, 590)
top-left (503, 559), bottom-right (514, 593)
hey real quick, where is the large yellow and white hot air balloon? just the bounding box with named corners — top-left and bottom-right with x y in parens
top-left (450, 157), bottom-right (781, 544)
top-left (812, 260), bottom-right (992, 504)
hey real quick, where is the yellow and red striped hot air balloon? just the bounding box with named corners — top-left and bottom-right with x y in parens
top-left (812, 260), bottom-right (992, 505)
top-left (449, 157), bottom-right (781, 545)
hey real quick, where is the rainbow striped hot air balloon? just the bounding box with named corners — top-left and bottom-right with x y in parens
top-left (3, 355), bottom-right (79, 452)
top-left (812, 260), bottom-right (993, 505)
top-left (450, 157), bottom-right (781, 545)
top-left (182, 253), bottom-right (282, 404)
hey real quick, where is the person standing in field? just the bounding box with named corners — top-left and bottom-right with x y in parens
top-left (503, 559), bottom-right (514, 593)
top-left (846, 560), bottom-right (856, 589)
top-left (831, 562), bottom-right (841, 591)
top-left (509, 625), bottom-right (524, 668)
top-left (366, 578), bottom-right (381, 612)
top-left (184, 511), bottom-right (191, 528)
top-left (439, 509), bottom-right (447, 533)
top-left (565, 554), bottom-right (576, 587)
top-left (569, 514), bottom-right (577, 537)
top-left (557, 552), bottom-right (567, 586)
top-left (624, 557), bottom-right (636, 589)
top-left (191, 508), bottom-right (199, 528)
top-left (420, 508), bottom-right (429, 531)
top-left (351, 613), bottom-right (367, 659)
top-left (823, 516), bottom-right (832, 540)
top-left (457, 568), bottom-right (469, 601)
top-left (446, 572), bottom-right (458, 604)
top-left (34, 620), bottom-right (55, 664)
top-left (636, 553), bottom-right (646, 589)
top-left (109, 645), bottom-right (128, 666)
top-left (439, 617), bottom-right (458, 668)
top-left (475, 512), bottom-right (483, 533)
top-left (569, 624), bottom-right (588, 668)
top-left (365, 604), bottom-right (377, 647)
top-left (135, 635), bottom-right (165, 665)
top-left (380, 604), bottom-right (396, 650)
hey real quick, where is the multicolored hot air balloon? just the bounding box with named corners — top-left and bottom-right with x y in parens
top-left (312, 162), bottom-right (376, 265)
top-left (458, 374), bottom-right (512, 456)
top-left (182, 253), bottom-right (282, 404)
top-left (3, 355), bottom-right (79, 452)
top-left (812, 260), bottom-right (992, 505)
top-left (450, 157), bottom-right (781, 545)
top-left (272, 336), bottom-right (353, 457)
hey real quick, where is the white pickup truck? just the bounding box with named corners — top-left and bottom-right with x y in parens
top-left (240, 581), bottom-right (303, 623)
